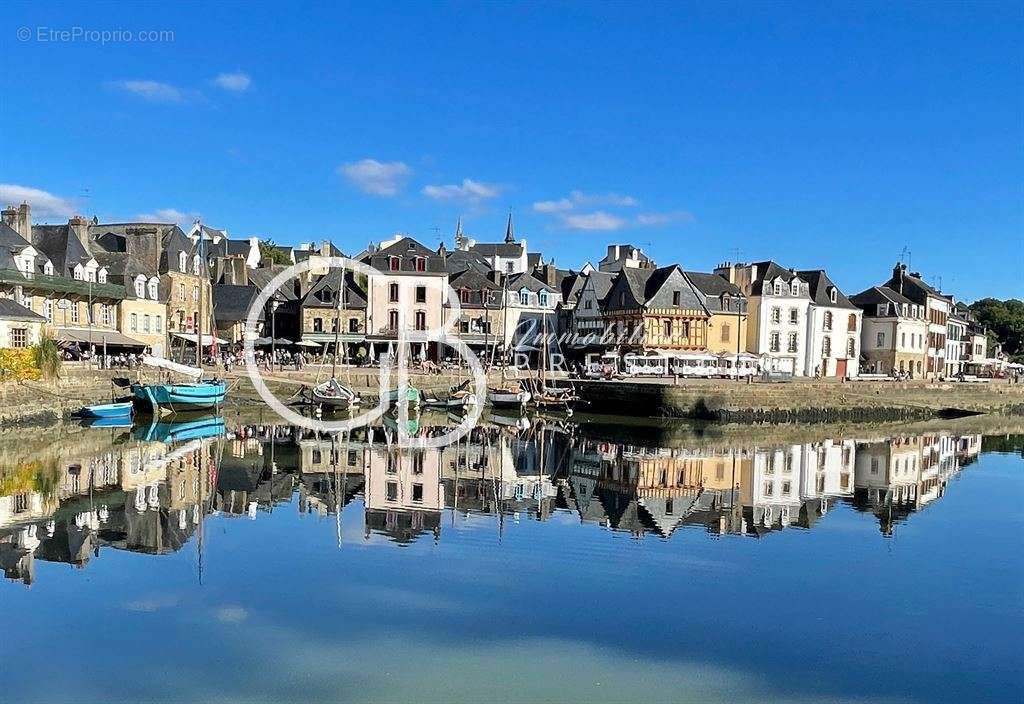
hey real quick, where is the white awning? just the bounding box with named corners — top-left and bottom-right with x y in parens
top-left (172, 332), bottom-right (228, 346)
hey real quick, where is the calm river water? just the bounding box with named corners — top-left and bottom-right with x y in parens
top-left (1, 412), bottom-right (1022, 703)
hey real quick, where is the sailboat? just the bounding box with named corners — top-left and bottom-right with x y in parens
top-left (308, 269), bottom-right (361, 410)
top-left (422, 378), bottom-right (478, 410)
top-left (487, 270), bottom-right (531, 409)
top-left (527, 309), bottom-right (580, 415)
top-left (132, 229), bottom-right (226, 413)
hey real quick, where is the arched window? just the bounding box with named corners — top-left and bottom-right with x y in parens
top-left (178, 251), bottom-right (187, 272)
top-left (829, 287), bottom-right (837, 303)
top-left (148, 278), bottom-right (159, 300)
top-left (847, 337), bottom-right (856, 357)
top-left (134, 276), bottom-right (146, 298)
top-left (192, 254), bottom-right (201, 275)
top-left (823, 311), bottom-right (833, 331)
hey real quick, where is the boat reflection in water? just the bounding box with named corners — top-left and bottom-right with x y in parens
top-left (0, 409), bottom-right (1000, 586)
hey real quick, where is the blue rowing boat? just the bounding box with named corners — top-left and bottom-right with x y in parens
top-left (131, 380), bottom-right (227, 413)
top-left (77, 401), bottom-right (134, 418)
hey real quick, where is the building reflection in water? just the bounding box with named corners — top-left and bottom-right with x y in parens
top-left (0, 414), bottom-right (993, 586)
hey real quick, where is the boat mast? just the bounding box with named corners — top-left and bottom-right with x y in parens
top-left (332, 268), bottom-right (344, 381)
top-left (196, 223), bottom-right (206, 376)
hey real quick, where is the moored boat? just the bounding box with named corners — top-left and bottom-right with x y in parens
top-left (132, 379), bottom-right (227, 413)
top-left (487, 385), bottom-right (531, 408)
top-left (308, 377), bottom-right (361, 409)
top-left (386, 384), bottom-right (422, 407)
top-left (76, 401), bottom-right (133, 418)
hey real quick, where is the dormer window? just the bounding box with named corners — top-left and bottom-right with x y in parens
top-left (539, 291), bottom-right (549, 307)
top-left (178, 252), bottom-right (187, 272)
top-left (790, 281), bottom-right (799, 296)
top-left (414, 256), bottom-right (426, 272)
top-left (829, 288), bottom-right (837, 304)
top-left (388, 256), bottom-right (400, 271)
top-left (148, 278), bottom-right (159, 300)
top-left (721, 294), bottom-right (731, 311)
top-left (135, 276), bottom-right (146, 298)
top-left (192, 254), bottom-right (201, 275)
top-left (97, 268), bottom-right (107, 284)
top-left (773, 281), bottom-right (783, 296)
top-left (520, 290), bottom-right (530, 306)
top-left (43, 261), bottom-right (53, 275)
top-left (73, 264), bottom-right (84, 281)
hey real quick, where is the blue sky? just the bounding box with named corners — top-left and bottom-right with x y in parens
top-left (2, 1), bottom-right (1020, 300)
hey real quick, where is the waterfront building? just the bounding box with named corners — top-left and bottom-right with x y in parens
top-left (364, 446), bottom-right (444, 543)
top-left (946, 307), bottom-right (968, 378)
top-left (187, 222), bottom-right (262, 275)
top-left (881, 264), bottom-right (950, 379)
top-left (598, 243), bottom-right (656, 273)
top-left (568, 269), bottom-right (615, 350)
top-left (850, 286), bottom-right (928, 377)
top-left (212, 283), bottom-right (266, 344)
top-left (298, 268), bottom-right (367, 360)
top-left (798, 270), bottom-right (862, 378)
top-left (503, 269), bottom-right (562, 361)
top-left (361, 236), bottom-right (448, 361)
top-left (683, 271), bottom-right (748, 355)
top-left (0, 298), bottom-right (46, 349)
top-left (602, 265), bottom-right (710, 355)
top-left (445, 267), bottom-right (504, 362)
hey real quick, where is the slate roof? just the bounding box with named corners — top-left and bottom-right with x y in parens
top-left (0, 298), bottom-right (46, 322)
top-left (31, 224), bottom-right (93, 276)
top-left (364, 236), bottom-right (447, 274)
top-left (883, 269), bottom-right (945, 303)
top-left (246, 266), bottom-right (299, 300)
top-left (849, 286), bottom-right (916, 313)
top-left (684, 271), bottom-right (747, 313)
top-left (508, 271), bottom-right (556, 293)
top-left (468, 241), bottom-right (524, 258)
top-left (796, 269), bottom-right (858, 310)
top-left (0, 222), bottom-right (35, 272)
top-left (213, 284), bottom-right (264, 324)
top-left (450, 268), bottom-right (501, 291)
top-left (302, 270), bottom-right (368, 309)
top-left (444, 248), bottom-right (492, 276)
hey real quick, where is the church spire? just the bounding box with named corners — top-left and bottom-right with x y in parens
top-left (504, 210), bottom-right (515, 244)
top-left (454, 216), bottom-right (465, 249)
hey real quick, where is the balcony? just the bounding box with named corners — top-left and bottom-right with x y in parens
top-left (0, 268), bottom-right (126, 299)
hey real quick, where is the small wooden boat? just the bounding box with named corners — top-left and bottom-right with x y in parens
top-left (422, 380), bottom-right (478, 409)
top-left (77, 401), bottom-right (133, 418)
top-left (308, 377), bottom-right (361, 409)
top-left (79, 415), bottom-right (134, 429)
top-left (527, 381), bottom-right (581, 415)
top-left (386, 385), bottom-right (422, 407)
top-left (487, 384), bottom-right (531, 408)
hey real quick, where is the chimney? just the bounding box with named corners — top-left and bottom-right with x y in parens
top-left (68, 214), bottom-right (90, 242)
top-left (16, 202), bottom-right (31, 240)
top-left (542, 263), bottom-right (557, 288)
top-left (1, 205), bottom-right (17, 232)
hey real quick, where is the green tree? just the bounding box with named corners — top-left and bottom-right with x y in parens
top-left (970, 298), bottom-right (1024, 360)
top-left (259, 239), bottom-right (293, 266)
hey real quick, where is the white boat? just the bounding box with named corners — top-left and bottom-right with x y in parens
top-left (309, 377), bottom-right (361, 409)
top-left (487, 386), bottom-right (531, 408)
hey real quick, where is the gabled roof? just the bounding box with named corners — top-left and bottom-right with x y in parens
top-left (684, 271), bottom-right (746, 313)
top-left (849, 286), bottom-right (916, 312)
top-left (246, 266), bottom-right (299, 301)
top-left (796, 269), bottom-right (858, 310)
top-left (31, 224), bottom-right (95, 276)
top-left (365, 236), bottom-right (447, 274)
top-left (449, 268), bottom-right (500, 291)
top-left (0, 298), bottom-right (46, 322)
top-left (443, 248), bottom-right (492, 276)
top-left (0, 222), bottom-right (32, 253)
top-left (213, 284), bottom-right (264, 324)
top-left (508, 271), bottom-right (556, 293)
top-left (302, 270), bottom-right (367, 309)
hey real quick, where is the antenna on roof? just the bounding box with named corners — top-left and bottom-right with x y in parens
top-left (899, 245), bottom-right (912, 270)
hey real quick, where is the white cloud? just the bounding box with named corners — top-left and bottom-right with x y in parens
top-left (569, 190), bottom-right (639, 207)
top-left (560, 211), bottom-right (627, 231)
top-left (338, 159), bottom-right (412, 197)
top-left (136, 208), bottom-right (201, 224)
top-left (108, 79), bottom-right (184, 102)
top-left (213, 72), bottom-right (252, 92)
top-left (421, 178), bottom-right (501, 202)
top-left (0, 184), bottom-right (76, 220)
top-left (213, 606), bottom-right (249, 623)
top-left (636, 210), bottom-right (695, 226)
top-left (532, 198), bottom-right (574, 213)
